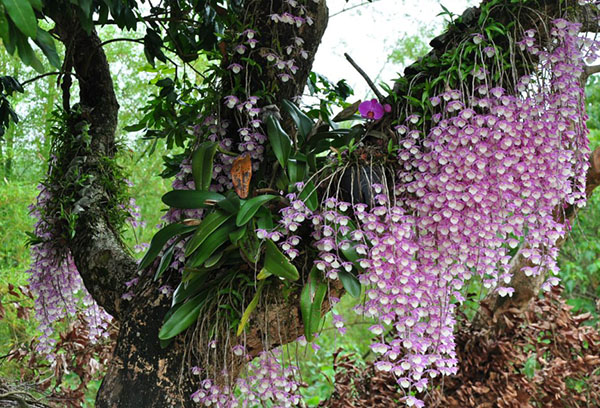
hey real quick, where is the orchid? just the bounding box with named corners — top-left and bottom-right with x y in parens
top-left (359, 98), bottom-right (385, 120)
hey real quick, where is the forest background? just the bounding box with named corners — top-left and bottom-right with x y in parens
top-left (1, 0), bottom-right (600, 406)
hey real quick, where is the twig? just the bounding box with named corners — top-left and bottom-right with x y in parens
top-left (20, 72), bottom-right (61, 87)
top-left (329, 0), bottom-right (384, 18)
top-left (344, 53), bottom-right (385, 101)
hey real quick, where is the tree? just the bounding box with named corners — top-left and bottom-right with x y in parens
top-left (2, 0), bottom-right (600, 406)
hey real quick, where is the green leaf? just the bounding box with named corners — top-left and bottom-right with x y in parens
top-left (173, 270), bottom-right (210, 305)
top-left (162, 190), bottom-right (225, 209)
top-left (300, 268), bottom-right (327, 341)
top-left (158, 291), bottom-right (209, 340)
top-left (262, 239), bottom-right (299, 281)
top-left (27, 0), bottom-right (42, 10)
top-left (33, 28), bottom-right (61, 69)
top-left (191, 141), bottom-right (218, 191)
top-left (186, 221), bottom-right (236, 268)
top-left (185, 210), bottom-right (233, 257)
top-left (298, 181), bottom-right (318, 212)
top-left (239, 227), bottom-right (261, 264)
top-left (154, 240), bottom-right (177, 281)
top-left (287, 158), bottom-right (308, 185)
top-left (282, 99), bottom-right (313, 145)
top-left (216, 192), bottom-right (241, 214)
top-left (229, 227), bottom-right (247, 246)
top-left (15, 34), bottom-right (43, 73)
top-left (236, 195), bottom-right (277, 227)
top-left (266, 115), bottom-right (292, 169)
top-left (237, 280), bottom-right (265, 335)
top-left (139, 223), bottom-right (196, 270)
top-left (338, 269), bottom-right (361, 298)
top-left (0, 10), bottom-right (10, 51)
top-left (1, 0), bottom-right (37, 38)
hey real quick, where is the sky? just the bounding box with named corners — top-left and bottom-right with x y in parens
top-left (312, 0), bottom-right (474, 99)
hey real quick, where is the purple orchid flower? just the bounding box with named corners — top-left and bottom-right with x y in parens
top-left (359, 99), bottom-right (385, 120)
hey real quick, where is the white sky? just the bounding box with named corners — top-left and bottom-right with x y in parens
top-left (313, 0), bottom-right (474, 98)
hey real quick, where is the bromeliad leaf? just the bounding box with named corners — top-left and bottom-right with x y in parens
top-left (191, 141), bottom-right (218, 191)
top-left (266, 115), bottom-right (292, 169)
top-left (185, 210), bottom-right (233, 257)
top-left (236, 195), bottom-right (278, 227)
top-left (162, 190), bottom-right (225, 209)
top-left (139, 223), bottom-right (196, 270)
top-left (262, 239), bottom-right (299, 281)
top-left (158, 291), bottom-right (209, 340)
top-left (300, 267), bottom-right (327, 341)
top-left (282, 99), bottom-right (313, 145)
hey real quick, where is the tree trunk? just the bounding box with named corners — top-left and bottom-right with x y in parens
top-left (44, 1), bottom-right (329, 406)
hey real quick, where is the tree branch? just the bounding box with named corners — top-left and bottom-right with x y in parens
top-left (20, 72), bottom-right (61, 87)
top-left (344, 52), bottom-right (385, 101)
top-left (48, 7), bottom-right (138, 319)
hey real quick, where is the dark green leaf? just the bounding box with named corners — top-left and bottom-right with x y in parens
top-left (139, 223), bottom-right (196, 270)
top-left (236, 195), bottom-right (277, 227)
top-left (216, 192), bottom-right (241, 214)
top-left (300, 267), bottom-right (327, 341)
top-left (298, 182), bottom-right (318, 212)
top-left (162, 190), bottom-right (225, 209)
top-left (239, 227), bottom-right (261, 264)
top-left (34, 28), bottom-right (61, 69)
top-left (154, 240), bottom-right (176, 281)
top-left (173, 269), bottom-right (210, 305)
top-left (1, 0), bottom-right (37, 38)
top-left (266, 116), bottom-right (292, 169)
top-left (185, 210), bottom-right (233, 257)
top-left (282, 99), bottom-right (313, 145)
top-left (28, 0), bottom-right (42, 11)
top-left (192, 141), bottom-right (218, 191)
top-left (262, 239), bottom-right (299, 281)
top-left (186, 221), bottom-right (236, 268)
top-left (15, 34), bottom-right (43, 73)
top-left (158, 291), bottom-right (209, 340)
top-left (287, 158), bottom-right (307, 185)
top-left (338, 269), bottom-right (361, 298)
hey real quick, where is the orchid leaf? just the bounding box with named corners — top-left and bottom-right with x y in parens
top-left (236, 195), bottom-right (277, 227)
top-left (191, 141), bottom-right (218, 191)
top-left (158, 291), bottom-right (209, 340)
top-left (300, 267), bottom-right (327, 341)
top-left (186, 221), bottom-right (236, 268)
top-left (262, 239), bottom-right (299, 281)
top-left (236, 280), bottom-right (265, 335)
top-left (266, 115), bottom-right (292, 169)
top-left (338, 269), bottom-right (361, 298)
top-left (185, 210), bottom-right (233, 257)
top-left (162, 190), bottom-right (225, 209)
top-left (139, 223), bottom-right (196, 270)
top-left (282, 99), bottom-right (313, 145)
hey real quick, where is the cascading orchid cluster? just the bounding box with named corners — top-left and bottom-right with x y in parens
top-left (27, 184), bottom-right (111, 359)
top-left (374, 18), bottom-right (592, 403)
top-left (192, 348), bottom-right (301, 408)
